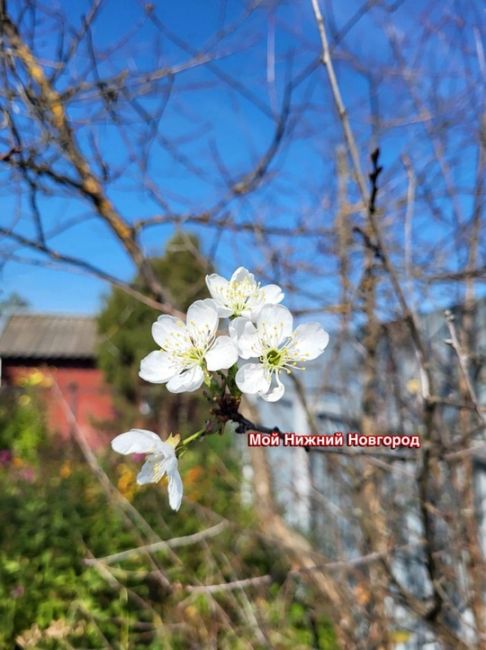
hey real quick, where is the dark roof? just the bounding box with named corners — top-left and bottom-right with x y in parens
top-left (0, 314), bottom-right (97, 359)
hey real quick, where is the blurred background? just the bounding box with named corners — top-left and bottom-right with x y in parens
top-left (0, 0), bottom-right (485, 648)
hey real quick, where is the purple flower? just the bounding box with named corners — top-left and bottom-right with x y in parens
top-left (0, 449), bottom-right (12, 466)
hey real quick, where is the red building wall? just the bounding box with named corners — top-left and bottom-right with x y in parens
top-left (2, 363), bottom-right (114, 450)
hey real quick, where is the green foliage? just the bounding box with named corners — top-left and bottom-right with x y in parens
top-left (0, 460), bottom-right (137, 648)
top-left (0, 384), bottom-right (47, 463)
top-left (96, 231), bottom-right (212, 430)
top-left (0, 439), bottom-right (337, 649)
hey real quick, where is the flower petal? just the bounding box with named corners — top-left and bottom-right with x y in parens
top-left (231, 266), bottom-right (255, 285)
top-left (290, 323), bottom-right (329, 361)
top-left (111, 429), bottom-right (165, 455)
top-left (206, 273), bottom-right (228, 301)
top-left (137, 456), bottom-right (168, 485)
top-left (229, 317), bottom-right (262, 359)
top-left (166, 365), bottom-right (204, 393)
top-left (168, 469), bottom-right (184, 511)
top-left (214, 304), bottom-right (233, 317)
top-left (152, 316), bottom-right (190, 350)
top-left (248, 283), bottom-right (285, 320)
top-left (260, 374), bottom-right (285, 402)
top-left (205, 275), bottom-right (233, 316)
top-left (201, 298), bottom-right (223, 314)
top-left (228, 316), bottom-right (248, 342)
top-left (236, 363), bottom-right (271, 395)
top-left (186, 299), bottom-right (219, 346)
top-left (139, 350), bottom-right (177, 383)
top-left (261, 283), bottom-right (284, 305)
top-left (205, 336), bottom-right (238, 371)
top-left (257, 304), bottom-right (293, 347)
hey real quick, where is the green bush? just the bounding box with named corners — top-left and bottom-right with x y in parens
top-left (0, 429), bottom-right (337, 648)
top-left (0, 382), bottom-right (47, 464)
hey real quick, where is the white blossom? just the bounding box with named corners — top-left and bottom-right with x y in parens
top-left (205, 266), bottom-right (283, 320)
top-left (111, 429), bottom-right (183, 511)
top-left (230, 304), bottom-right (329, 402)
top-left (139, 299), bottom-right (238, 393)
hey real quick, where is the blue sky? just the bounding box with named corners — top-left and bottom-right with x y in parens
top-left (1, 0), bottom-right (484, 318)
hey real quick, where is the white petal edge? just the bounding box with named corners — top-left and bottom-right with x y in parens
top-left (229, 317), bottom-right (261, 359)
top-left (205, 336), bottom-right (238, 371)
top-left (186, 299), bottom-right (219, 343)
top-left (139, 350), bottom-right (177, 384)
top-left (111, 429), bottom-right (165, 455)
top-left (206, 273), bottom-right (228, 300)
top-left (228, 316), bottom-right (249, 342)
top-left (290, 323), bottom-right (329, 361)
top-left (137, 456), bottom-right (168, 485)
top-left (260, 374), bottom-right (285, 402)
top-left (257, 304), bottom-right (293, 347)
top-left (152, 316), bottom-right (188, 350)
top-left (236, 363), bottom-right (271, 395)
top-left (168, 470), bottom-right (184, 511)
top-left (231, 266), bottom-right (255, 285)
top-left (261, 284), bottom-right (284, 305)
top-left (201, 295), bottom-right (232, 318)
top-left (166, 365), bottom-right (204, 393)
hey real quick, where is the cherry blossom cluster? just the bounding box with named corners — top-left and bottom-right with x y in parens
top-left (111, 267), bottom-right (329, 510)
top-left (140, 267), bottom-right (329, 402)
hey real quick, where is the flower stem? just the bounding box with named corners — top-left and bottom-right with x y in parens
top-left (177, 428), bottom-right (206, 455)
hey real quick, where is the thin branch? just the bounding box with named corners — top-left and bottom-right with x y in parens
top-left (0, 226), bottom-right (183, 317)
top-left (445, 310), bottom-right (485, 423)
top-left (310, 0), bottom-right (368, 203)
top-left (85, 522), bottom-right (229, 566)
